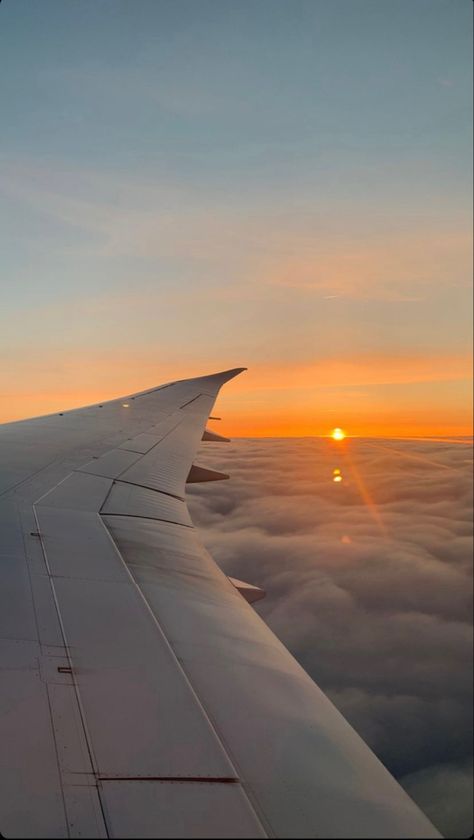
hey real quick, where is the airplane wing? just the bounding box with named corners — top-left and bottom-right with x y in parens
top-left (0, 369), bottom-right (440, 838)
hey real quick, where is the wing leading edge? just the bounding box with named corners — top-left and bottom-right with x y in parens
top-left (0, 369), bottom-right (439, 838)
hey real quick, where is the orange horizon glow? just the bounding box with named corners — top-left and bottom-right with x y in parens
top-left (1, 396), bottom-right (471, 439)
top-left (0, 352), bottom-right (471, 438)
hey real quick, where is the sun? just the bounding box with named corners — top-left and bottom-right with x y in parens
top-left (331, 427), bottom-right (346, 441)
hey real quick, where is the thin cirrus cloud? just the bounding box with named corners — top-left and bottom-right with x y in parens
top-left (0, 0), bottom-right (471, 434)
top-left (262, 229), bottom-right (472, 302)
top-left (1, 159), bottom-right (471, 392)
top-left (2, 160), bottom-right (471, 300)
top-left (186, 436), bottom-right (473, 838)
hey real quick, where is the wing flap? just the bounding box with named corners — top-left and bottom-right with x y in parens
top-left (101, 481), bottom-right (193, 526)
top-left (115, 416), bottom-right (206, 498)
top-left (100, 779), bottom-right (266, 839)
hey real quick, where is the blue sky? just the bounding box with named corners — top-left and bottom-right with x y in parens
top-left (2, 0), bottom-right (471, 172)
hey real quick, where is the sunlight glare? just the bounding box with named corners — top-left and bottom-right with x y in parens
top-left (333, 467), bottom-right (343, 483)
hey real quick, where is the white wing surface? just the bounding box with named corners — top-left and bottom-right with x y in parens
top-left (0, 369), bottom-right (439, 838)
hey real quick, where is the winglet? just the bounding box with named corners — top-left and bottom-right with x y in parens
top-left (208, 367), bottom-right (247, 384)
top-left (191, 367), bottom-right (247, 389)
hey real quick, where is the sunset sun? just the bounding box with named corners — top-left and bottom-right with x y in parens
top-left (331, 427), bottom-right (346, 441)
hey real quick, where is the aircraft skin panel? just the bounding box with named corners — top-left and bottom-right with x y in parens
top-left (0, 650), bottom-right (69, 838)
top-left (48, 571), bottom-right (239, 780)
top-left (77, 448), bottom-right (142, 479)
top-left (0, 369), bottom-right (441, 838)
top-left (100, 779), bottom-right (267, 839)
top-left (35, 472), bottom-right (114, 512)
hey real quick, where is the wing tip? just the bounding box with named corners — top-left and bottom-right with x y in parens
top-left (191, 367), bottom-right (247, 388)
top-left (215, 366), bottom-right (247, 381)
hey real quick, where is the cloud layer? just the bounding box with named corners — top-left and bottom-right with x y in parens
top-left (187, 436), bottom-right (473, 838)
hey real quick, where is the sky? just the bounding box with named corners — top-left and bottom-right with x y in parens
top-left (0, 0), bottom-right (472, 435)
top-left (187, 435), bottom-right (473, 837)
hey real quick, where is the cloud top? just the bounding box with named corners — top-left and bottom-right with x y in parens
top-left (187, 436), bottom-right (473, 838)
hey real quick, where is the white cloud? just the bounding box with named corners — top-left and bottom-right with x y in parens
top-left (187, 436), bottom-right (473, 837)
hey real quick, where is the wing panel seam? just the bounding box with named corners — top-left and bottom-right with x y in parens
top-left (31, 504), bottom-right (110, 838)
top-left (96, 513), bottom-right (268, 836)
top-left (100, 512), bottom-right (193, 528)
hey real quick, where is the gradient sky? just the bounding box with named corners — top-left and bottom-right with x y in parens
top-left (0, 0), bottom-right (472, 435)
